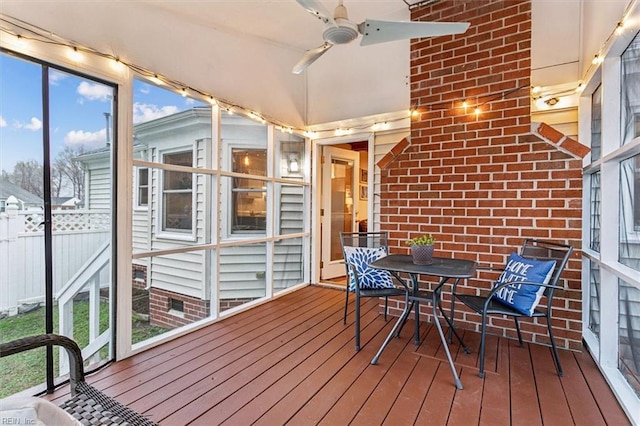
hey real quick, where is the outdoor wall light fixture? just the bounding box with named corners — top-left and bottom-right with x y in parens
top-left (288, 155), bottom-right (300, 173)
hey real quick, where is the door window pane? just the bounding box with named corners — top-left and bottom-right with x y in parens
top-left (330, 159), bottom-right (354, 262)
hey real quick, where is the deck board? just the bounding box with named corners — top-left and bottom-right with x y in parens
top-left (42, 285), bottom-right (631, 425)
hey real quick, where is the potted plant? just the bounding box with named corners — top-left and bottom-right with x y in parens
top-left (406, 234), bottom-right (436, 265)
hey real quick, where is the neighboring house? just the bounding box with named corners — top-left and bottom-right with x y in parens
top-left (51, 197), bottom-right (81, 210)
top-left (79, 106), bottom-right (305, 327)
top-left (0, 178), bottom-right (43, 212)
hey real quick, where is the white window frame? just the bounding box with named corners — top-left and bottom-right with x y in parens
top-left (134, 167), bottom-right (149, 210)
top-left (156, 146), bottom-right (197, 241)
top-left (580, 13), bottom-right (640, 422)
top-left (221, 140), bottom-right (268, 239)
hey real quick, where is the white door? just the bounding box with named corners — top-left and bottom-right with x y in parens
top-left (321, 146), bottom-right (359, 279)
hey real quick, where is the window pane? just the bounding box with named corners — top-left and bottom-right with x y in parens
top-left (589, 261), bottom-right (601, 338)
top-left (162, 151), bottom-right (193, 232)
top-left (620, 154), bottom-right (640, 271)
top-left (591, 84), bottom-right (602, 160)
top-left (277, 183), bottom-right (304, 235)
top-left (137, 168), bottom-right (148, 207)
top-left (618, 279), bottom-right (640, 398)
top-left (163, 192), bottom-right (192, 230)
top-left (274, 238), bottom-right (305, 292)
top-left (231, 149), bottom-right (267, 233)
top-left (277, 133), bottom-right (305, 179)
top-left (590, 172), bottom-right (601, 252)
top-left (622, 32), bottom-right (640, 146)
top-left (219, 243), bottom-right (267, 312)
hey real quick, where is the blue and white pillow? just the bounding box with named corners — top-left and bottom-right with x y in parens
top-left (344, 246), bottom-right (395, 291)
top-left (492, 252), bottom-right (557, 316)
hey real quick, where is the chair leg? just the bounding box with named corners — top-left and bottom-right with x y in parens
top-left (514, 317), bottom-right (523, 346)
top-left (448, 297), bottom-right (456, 344)
top-left (383, 296), bottom-right (389, 321)
top-left (354, 291), bottom-right (361, 351)
top-left (343, 286), bottom-right (350, 325)
top-left (546, 318), bottom-right (564, 377)
top-left (478, 313), bottom-right (488, 378)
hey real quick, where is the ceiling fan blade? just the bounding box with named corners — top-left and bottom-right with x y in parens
top-left (296, 0), bottom-right (337, 27)
top-left (292, 43), bottom-right (333, 74)
top-left (359, 20), bottom-right (470, 46)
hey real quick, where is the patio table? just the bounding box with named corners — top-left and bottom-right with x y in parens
top-left (368, 254), bottom-right (477, 389)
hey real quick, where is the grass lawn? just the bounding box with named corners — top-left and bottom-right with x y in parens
top-left (0, 300), bottom-right (165, 398)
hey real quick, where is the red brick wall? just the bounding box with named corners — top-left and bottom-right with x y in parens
top-left (150, 288), bottom-right (210, 329)
top-left (380, 0), bottom-right (583, 350)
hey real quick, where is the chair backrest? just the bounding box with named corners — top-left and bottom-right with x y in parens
top-left (520, 239), bottom-right (574, 296)
top-left (340, 231), bottom-right (393, 291)
top-left (340, 231), bottom-right (388, 250)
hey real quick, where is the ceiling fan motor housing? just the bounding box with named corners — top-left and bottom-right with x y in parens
top-left (323, 18), bottom-right (358, 44)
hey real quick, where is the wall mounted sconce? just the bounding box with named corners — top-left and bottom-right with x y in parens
top-left (288, 155), bottom-right (299, 173)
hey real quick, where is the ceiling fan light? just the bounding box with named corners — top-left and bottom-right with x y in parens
top-left (323, 19), bottom-right (358, 44)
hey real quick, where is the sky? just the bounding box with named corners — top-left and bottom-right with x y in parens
top-left (0, 52), bottom-right (203, 175)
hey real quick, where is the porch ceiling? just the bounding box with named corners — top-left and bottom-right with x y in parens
top-left (0, 0), bottom-right (632, 125)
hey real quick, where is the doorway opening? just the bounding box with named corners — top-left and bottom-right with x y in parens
top-left (318, 140), bottom-right (369, 286)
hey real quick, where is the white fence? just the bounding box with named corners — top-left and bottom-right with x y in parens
top-left (0, 201), bottom-right (110, 314)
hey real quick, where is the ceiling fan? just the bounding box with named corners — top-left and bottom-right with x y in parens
top-left (293, 0), bottom-right (470, 74)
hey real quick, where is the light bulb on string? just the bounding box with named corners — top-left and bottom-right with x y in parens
top-left (67, 47), bottom-right (82, 62)
top-left (110, 58), bottom-right (125, 72)
top-left (149, 74), bottom-right (163, 85)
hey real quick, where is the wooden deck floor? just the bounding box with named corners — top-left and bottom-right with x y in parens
top-left (46, 285), bottom-right (630, 425)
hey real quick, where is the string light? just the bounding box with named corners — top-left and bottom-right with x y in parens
top-left (67, 46), bottom-right (82, 62)
top-left (109, 58), bottom-right (125, 72)
top-left (149, 74), bottom-right (163, 85)
top-left (1, 7), bottom-right (633, 139)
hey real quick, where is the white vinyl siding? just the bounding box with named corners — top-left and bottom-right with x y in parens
top-left (87, 167), bottom-right (111, 210)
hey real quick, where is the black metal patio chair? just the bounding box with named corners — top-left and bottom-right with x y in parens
top-left (340, 231), bottom-right (407, 351)
top-left (450, 239), bottom-right (573, 378)
top-left (0, 334), bottom-right (157, 425)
